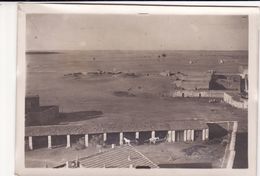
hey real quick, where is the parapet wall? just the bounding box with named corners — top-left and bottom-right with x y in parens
top-left (225, 121), bottom-right (238, 168)
top-left (171, 90), bottom-right (248, 110)
top-left (223, 93), bottom-right (248, 109)
top-left (172, 90), bottom-right (224, 98)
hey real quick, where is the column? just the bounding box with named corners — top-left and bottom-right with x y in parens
top-left (48, 135), bottom-right (52, 149)
top-left (245, 76), bottom-right (248, 92)
top-left (227, 122), bottom-right (230, 131)
top-left (85, 134), bottom-right (88, 147)
top-left (191, 130), bottom-right (194, 141)
top-left (205, 129), bottom-right (209, 140)
top-left (119, 132), bottom-right (123, 145)
top-left (167, 131), bottom-right (172, 142)
top-left (184, 130), bottom-right (187, 142)
top-left (103, 133), bottom-right (107, 142)
top-left (171, 130), bottom-right (176, 142)
top-left (151, 131), bottom-right (155, 138)
top-left (202, 129), bottom-right (206, 141)
top-left (187, 130), bottom-right (191, 141)
top-left (135, 132), bottom-right (139, 139)
top-left (28, 136), bottom-right (33, 150)
top-left (65, 161), bottom-right (69, 168)
top-left (66, 135), bottom-right (70, 148)
top-left (233, 121), bottom-right (238, 133)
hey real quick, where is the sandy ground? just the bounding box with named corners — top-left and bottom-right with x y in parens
top-left (26, 51), bottom-right (247, 131)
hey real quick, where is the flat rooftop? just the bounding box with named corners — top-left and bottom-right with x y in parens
top-left (25, 96), bottom-right (247, 136)
top-left (25, 120), bottom-right (208, 136)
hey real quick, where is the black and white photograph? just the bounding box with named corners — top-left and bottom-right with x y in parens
top-left (16, 5), bottom-right (256, 172)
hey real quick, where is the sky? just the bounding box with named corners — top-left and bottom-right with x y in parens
top-left (26, 14), bottom-right (248, 51)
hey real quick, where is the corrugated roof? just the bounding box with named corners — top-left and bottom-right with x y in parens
top-left (25, 120), bottom-right (208, 136)
top-left (79, 145), bottom-right (158, 168)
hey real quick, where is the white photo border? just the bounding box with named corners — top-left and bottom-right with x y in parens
top-left (15, 4), bottom-right (259, 176)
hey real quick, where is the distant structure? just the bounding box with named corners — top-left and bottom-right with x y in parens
top-left (239, 67), bottom-right (248, 95)
top-left (223, 92), bottom-right (248, 109)
top-left (219, 59), bottom-right (224, 64)
top-left (25, 95), bottom-right (40, 113)
top-left (25, 95), bottom-right (59, 127)
top-left (172, 66), bottom-right (249, 109)
top-left (175, 72), bottom-right (212, 90)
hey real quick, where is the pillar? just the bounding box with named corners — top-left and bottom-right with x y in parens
top-left (171, 130), bottom-right (176, 142)
top-left (202, 129), bottom-right (206, 141)
top-left (187, 130), bottom-right (191, 141)
top-left (245, 75), bottom-right (248, 92)
top-left (151, 131), bottom-right (155, 138)
top-left (233, 121), bottom-right (238, 133)
top-left (184, 130), bottom-right (187, 142)
top-left (48, 135), bottom-right (52, 149)
top-left (205, 129), bottom-right (209, 140)
top-left (167, 131), bottom-right (172, 142)
top-left (28, 136), bottom-right (33, 150)
top-left (103, 133), bottom-right (107, 142)
top-left (119, 132), bottom-right (123, 145)
top-left (135, 132), bottom-right (139, 139)
top-left (85, 134), bottom-right (88, 147)
top-left (191, 130), bottom-right (194, 141)
top-left (66, 135), bottom-right (70, 148)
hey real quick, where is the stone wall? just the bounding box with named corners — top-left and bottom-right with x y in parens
top-left (223, 93), bottom-right (248, 109)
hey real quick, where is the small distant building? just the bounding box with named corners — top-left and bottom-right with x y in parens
top-left (160, 70), bottom-right (171, 77)
top-left (240, 68), bottom-right (248, 94)
top-left (177, 72), bottom-right (212, 90)
top-left (25, 95), bottom-right (59, 126)
top-left (209, 74), bottom-right (241, 91)
top-left (25, 95), bottom-right (40, 113)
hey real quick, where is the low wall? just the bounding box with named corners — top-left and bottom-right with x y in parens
top-left (26, 105), bottom-right (59, 126)
top-left (172, 90), bottom-right (224, 98)
top-left (223, 93), bottom-right (248, 109)
top-left (222, 121), bottom-right (238, 168)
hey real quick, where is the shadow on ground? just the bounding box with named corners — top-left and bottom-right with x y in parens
top-left (58, 111), bottom-right (103, 124)
top-left (233, 132), bottom-right (248, 168)
top-left (207, 123), bottom-right (228, 139)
